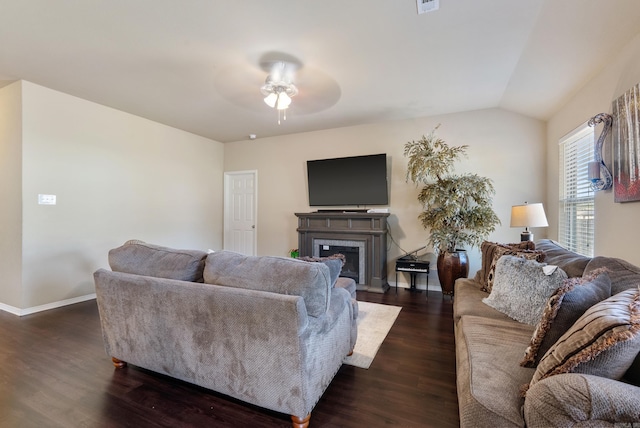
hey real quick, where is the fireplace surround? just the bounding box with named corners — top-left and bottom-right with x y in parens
top-left (295, 212), bottom-right (389, 293)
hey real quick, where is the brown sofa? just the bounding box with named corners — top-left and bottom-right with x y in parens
top-left (454, 239), bottom-right (640, 427)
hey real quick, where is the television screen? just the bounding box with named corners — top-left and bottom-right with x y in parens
top-left (307, 154), bottom-right (389, 206)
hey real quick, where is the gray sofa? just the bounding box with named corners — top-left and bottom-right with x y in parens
top-left (454, 239), bottom-right (640, 427)
top-left (94, 241), bottom-right (358, 428)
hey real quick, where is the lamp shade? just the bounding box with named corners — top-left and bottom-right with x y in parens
top-left (276, 92), bottom-right (291, 109)
top-left (510, 203), bottom-right (548, 228)
top-left (263, 92), bottom-right (278, 108)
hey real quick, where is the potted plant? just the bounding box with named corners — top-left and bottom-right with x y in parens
top-left (404, 127), bottom-right (500, 295)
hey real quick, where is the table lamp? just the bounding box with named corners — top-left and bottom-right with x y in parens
top-left (510, 202), bottom-right (548, 241)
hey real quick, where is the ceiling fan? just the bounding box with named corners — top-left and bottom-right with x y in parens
top-left (213, 51), bottom-right (341, 124)
top-left (260, 60), bottom-right (300, 124)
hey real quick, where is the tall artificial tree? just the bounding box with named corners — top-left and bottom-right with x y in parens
top-left (404, 127), bottom-right (500, 294)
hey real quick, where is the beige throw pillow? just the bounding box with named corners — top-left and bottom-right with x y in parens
top-left (526, 286), bottom-right (640, 392)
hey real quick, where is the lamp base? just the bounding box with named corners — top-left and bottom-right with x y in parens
top-left (521, 231), bottom-right (534, 242)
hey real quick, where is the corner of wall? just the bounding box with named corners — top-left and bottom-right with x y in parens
top-left (0, 80), bottom-right (24, 308)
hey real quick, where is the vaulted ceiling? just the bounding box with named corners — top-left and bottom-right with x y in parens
top-left (1, 0), bottom-right (639, 142)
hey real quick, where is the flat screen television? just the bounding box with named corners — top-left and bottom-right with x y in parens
top-left (307, 153), bottom-right (389, 207)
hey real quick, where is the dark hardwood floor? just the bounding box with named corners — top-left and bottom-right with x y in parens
top-left (0, 288), bottom-right (459, 427)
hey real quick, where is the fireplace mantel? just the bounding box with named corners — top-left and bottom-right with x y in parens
top-left (295, 212), bottom-right (390, 293)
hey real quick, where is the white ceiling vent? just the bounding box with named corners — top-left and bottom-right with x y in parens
top-left (417, 0), bottom-right (439, 14)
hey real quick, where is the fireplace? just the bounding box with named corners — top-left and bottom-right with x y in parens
top-left (313, 240), bottom-right (365, 284)
top-left (295, 212), bottom-right (389, 293)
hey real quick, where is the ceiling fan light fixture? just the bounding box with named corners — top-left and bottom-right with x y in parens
top-left (263, 92), bottom-right (278, 108)
top-left (260, 61), bottom-right (298, 124)
top-left (276, 92), bottom-right (291, 109)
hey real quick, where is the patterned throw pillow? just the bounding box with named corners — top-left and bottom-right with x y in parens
top-left (485, 247), bottom-right (545, 293)
top-left (476, 241), bottom-right (539, 292)
top-left (526, 286), bottom-right (640, 392)
top-left (521, 268), bottom-right (611, 367)
top-left (482, 256), bottom-right (567, 325)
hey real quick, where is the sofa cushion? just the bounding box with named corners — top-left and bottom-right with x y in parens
top-left (475, 241), bottom-right (537, 291)
top-left (524, 373), bottom-right (640, 427)
top-left (535, 239), bottom-right (591, 278)
top-left (453, 278), bottom-right (517, 325)
top-left (455, 315), bottom-right (535, 427)
top-left (482, 256), bottom-right (568, 325)
top-left (584, 256), bottom-right (640, 295)
top-left (108, 240), bottom-right (208, 282)
top-left (204, 251), bottom-right (332, 317)
top-left (521, 269), bottom-right (611, 367)
top-left (529, 286), bottom-right (640, 390)
top-left (335, 277), bottom-right (357, 299)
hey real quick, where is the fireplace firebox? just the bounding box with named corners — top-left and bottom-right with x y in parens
top-left (315, 242), bottom-right (364, 283)
top-left (320, 245), bottom-right (359, 282)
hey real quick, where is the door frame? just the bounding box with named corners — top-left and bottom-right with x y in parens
top-left (223, 170), bottom-right (258, 255)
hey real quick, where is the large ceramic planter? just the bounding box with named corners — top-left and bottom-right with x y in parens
top-left (436, 249), bottom-right (469, 295)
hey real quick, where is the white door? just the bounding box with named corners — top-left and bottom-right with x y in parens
top-left (223, 171), bottom-right (257, 255)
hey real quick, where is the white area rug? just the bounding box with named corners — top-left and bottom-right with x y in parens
top-left (343, 301), bottom-right (402, 369)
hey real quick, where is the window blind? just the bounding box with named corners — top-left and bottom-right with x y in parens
top-left (558, 124), bottom-right (595, 256)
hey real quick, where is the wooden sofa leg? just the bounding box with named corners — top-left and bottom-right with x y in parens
top-left (347, 351), bottom-right (354, 356)
top-left (112, 357), bottom-right (127, 369)
top-left (291, 413), bottom-right (310, 428)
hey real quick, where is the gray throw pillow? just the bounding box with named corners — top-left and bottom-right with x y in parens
top-left (521, 268), bottom-right (611, 367)
top-left (482, 255), bottom-right (568, 326)
top-left (527, 287), bottom-right (640, 392)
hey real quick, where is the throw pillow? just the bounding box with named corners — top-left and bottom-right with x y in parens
top-left (521, 268), bottom-right (611, 367)
top-left (297, 254), bottom-right (345, 287)
top-left (527, 286), bottom-right (640, 392)
top-left (482, 255), bottom-right (567, 325)
top-left (485, 247), bottom-right (546, 293)
top-left (475, 241), bottom-right (537, 291)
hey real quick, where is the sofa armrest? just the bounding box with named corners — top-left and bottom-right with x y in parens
top-left (524, 373), bottom-right (640, 427)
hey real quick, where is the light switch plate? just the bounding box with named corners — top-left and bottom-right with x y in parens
top-left (38, 194), bottom-right (57, 205)
top-left (417, 0), bottom-right (439, 14)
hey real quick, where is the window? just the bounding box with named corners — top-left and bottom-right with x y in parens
top-left (558, 124), bottom-right (595, 256)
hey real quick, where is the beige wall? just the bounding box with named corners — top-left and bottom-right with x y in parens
top-left (0, 81), bottom-right (23, 308)
top-left (547, 33), bottom-right (640, 266)
top-left (224, 108), bottom-right (546, 287)
top-left (2, 81), bottom-right (225, 313)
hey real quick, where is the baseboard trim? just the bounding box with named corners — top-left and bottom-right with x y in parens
top-left (0, 293), bottom-right (97, 317)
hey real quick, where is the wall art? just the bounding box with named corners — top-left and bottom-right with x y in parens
top-left (612, 82), bottom-right (640, 202)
